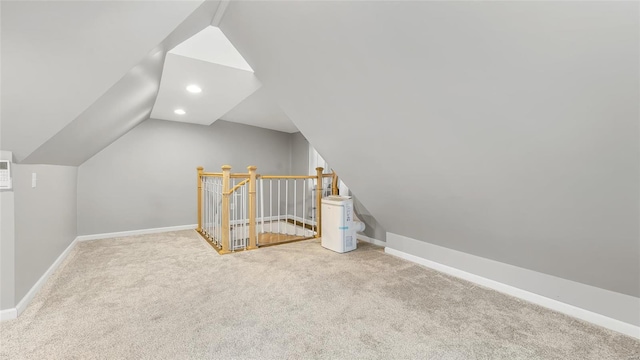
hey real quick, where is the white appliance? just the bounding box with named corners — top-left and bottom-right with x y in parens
top-left (0, 160), bottom-right (12, 190)
top-left (321, 195), bottom-right (365, 253)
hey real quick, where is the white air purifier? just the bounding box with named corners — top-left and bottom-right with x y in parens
top-left (321, 195), bottom-right (365, 253)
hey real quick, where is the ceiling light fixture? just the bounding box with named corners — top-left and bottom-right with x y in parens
top-left (186, 84), bottom-right (202, 93)
top-left (174, 109), bottom-right (186, 115)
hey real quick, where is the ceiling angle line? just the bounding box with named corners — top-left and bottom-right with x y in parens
top-left (211, 0), bottom-right (231, 27)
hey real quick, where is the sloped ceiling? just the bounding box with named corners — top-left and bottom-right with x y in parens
top-left (4, 2), bottom-right (297, 165)
top-left (170, 25), bottom-right (253, 72)
top-left (219, 2), bottom-right (640, 296)
top-left (22, 47), bottom-right (168, 165)
top-left (221, 87), bottom-right (299, 133)
top-left (150, 25), bottom-right (295, 131)
top-left (0, 1), bottom-right (211, 162)
top-left (149, 52), bottom-right (261, 126)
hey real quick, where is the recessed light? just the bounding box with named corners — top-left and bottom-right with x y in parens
top-left (174, 109), bottom-right (186, 115)
top-left (186, 85), bottom-right (202, 93)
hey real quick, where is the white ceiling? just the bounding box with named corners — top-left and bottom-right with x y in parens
top-left (24, 48), bottom-right (168, 165)
top-left (150, 25), bottom-right (298, 132)
top-left (221, 87), bottom-right (299, 133)
top-left (0, 0), bottom-right (206, 161)
top-left (170, 26), bottom-right (253, 72)
top-left (150, 53), bottom-right (261, 125)
top-left (2, 2), bottom-right (296, 165)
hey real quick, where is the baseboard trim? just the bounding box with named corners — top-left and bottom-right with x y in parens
top-left (384, 246), bottom-right (640, 339)
top-left (76, 224), bottom-right (197, 242)
top-left (0, 308), bottom-right (17, 321)
top-left (1, 225), bottom-right (199, 322)
top-left (357, 234), bottom-right (386, 247)
top-left (14, 236), bottom-right (79, 317)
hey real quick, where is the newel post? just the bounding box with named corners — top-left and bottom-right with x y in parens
top-left (197, 166), bottom-right (204, 233)
top-left (331, 171), bottom-right (339, 196)
top-left (221, 165), bottom-right (232, 254)
top-left (315, 167), bottom-right (324, 238)
top-left (247, 165), bottom-right (258, 250)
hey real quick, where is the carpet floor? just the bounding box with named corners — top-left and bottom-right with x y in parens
top-left (0, 230), bottom-right (638, 359)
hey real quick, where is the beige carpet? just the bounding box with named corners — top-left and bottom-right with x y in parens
top-left (1, 230), bottom-right (638, 359)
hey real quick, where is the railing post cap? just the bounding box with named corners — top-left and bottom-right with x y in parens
top-left (316, 167), bottom-right (324, 171)
top-left (247, 165), bottom-right (257, 171)
top-left (197, 166), bottom-right (204, 171)
top-left (221, 165), bottom-right (232, 170)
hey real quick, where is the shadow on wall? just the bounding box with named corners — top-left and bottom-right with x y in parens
top-left (352, 194), bottom-right (386, 242)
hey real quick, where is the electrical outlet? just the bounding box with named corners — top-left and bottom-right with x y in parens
top-left (32, 173), bottom-right (37, 188)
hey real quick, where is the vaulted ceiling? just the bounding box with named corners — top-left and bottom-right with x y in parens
top-left (217, 1), bottom-right (640, 298)
top-left (1, 1), bottom-right (296, 166)
top-left (1, 0), bottom-right (637, 301)
top-left (1, 1), bottom-right (208, 163)
top-left (150, 26), bottom-right (262, 127)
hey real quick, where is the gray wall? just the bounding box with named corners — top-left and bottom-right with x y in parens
top-left (287, 132), bottom-right (312, 220)
top-left (221, 1), bottom-right (639, 297)
top-left (1, 191), bottom-right (15, 309)
top-left (0, 151), bottom-right (16, 310)
top-left (13, 164), bottom-right (77, 301)
top-left (352, 196), bottom-right (386, 241)
top-left (77, 119), bottom-right (293, 235)
top-left (290, 132), bottom-right (309, 175)
top-left (290, 132), bottom-right (386, 240)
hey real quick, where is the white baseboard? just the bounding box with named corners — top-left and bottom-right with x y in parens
top-left (0, 308), bottom-right (17, 321)
top-left (1, 225), bottom-right (199, 322)
top-left (384, 233), bottom-right (640, 339)
top-left (357, 234), bottom-right (386, 247)
top-left (76, 224), bottom-right (197, 242)
top-left (14, 236), bottom-right (79, 317)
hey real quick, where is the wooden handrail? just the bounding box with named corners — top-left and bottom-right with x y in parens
top-left (227, 178), bottom-right (249, 194)
top-left (197, 164), bottom-right (341, 251)
top-left (259, 175), bottom-right (317, 180)
top-left (201, 172), bottom-right (250, 178)
top-left (201, 170), bottom-right (332, 182)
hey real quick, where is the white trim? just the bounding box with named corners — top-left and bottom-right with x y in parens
top-left (357, 234), bottom-right (386, 247)
top-left (15, 236), bottom-right (79, 316)
top-left (2, 225), bottom-right (201, 321)
top-left (0, 308), bottom-right (17, 321)
top-left (76, 224), bottom-right (197, 242)
top-left (384, 245), bottom-right (640, 339)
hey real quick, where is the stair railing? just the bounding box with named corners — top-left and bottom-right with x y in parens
top-left (197, 165), bottom-right (338, 253)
